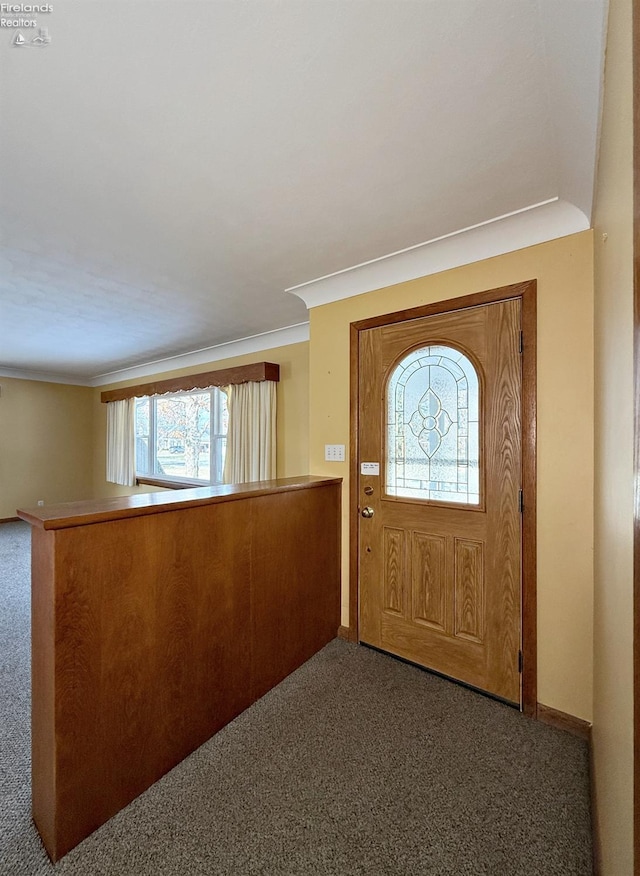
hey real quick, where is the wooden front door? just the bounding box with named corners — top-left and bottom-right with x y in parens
top-left (358, 297), bottom-right (522, 704)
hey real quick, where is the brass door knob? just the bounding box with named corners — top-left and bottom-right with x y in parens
top-left (361, 506), bottom-right (375, 519)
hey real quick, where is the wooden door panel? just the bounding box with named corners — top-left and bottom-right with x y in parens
top-left (383, 502), bottom-right (486, 536)
top-left (380, 307), bottom-right (488, 371)
top-left (382, 527), bottom-right (405, 616)
top-left (359, 298), bottom-right (522, 704)
top-left (411, 532), bottom-right (447, 631)
top-left (380, 615), bottom-right (487, 689)
top-left (454, 538), bottom-right (485, 643)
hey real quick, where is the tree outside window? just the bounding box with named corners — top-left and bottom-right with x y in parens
top-left (135, 388), bottom-right (227, 484)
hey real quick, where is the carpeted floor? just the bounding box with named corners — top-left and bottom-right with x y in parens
top-left (0, 520), bottom-right (592, 875)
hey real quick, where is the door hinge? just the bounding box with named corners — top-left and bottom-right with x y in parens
top-left (519, 330), bottom-right (524, 354)
top-left (518, 650), bottom-right (523, 673)
top-left (519, 489), bottom-right (524, 513)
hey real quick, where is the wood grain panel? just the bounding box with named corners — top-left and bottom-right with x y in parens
top-left (22, 479), bottom-right (341, 861)
top-left (30, 529), bottom-right (57, 856)
top-left (454, 538), bottom-right (484, 643)
top-left (411, 532), bottom-right (446, 631)
top-left (381, 614), bottom-right (486, 690)
top-left (349, 323), bottom-right (361, 641)
top-left (350, 280), bottom-right (537, 715)
top-left (337, 625), bottom-right (357, 642)
top-left (150, 504), bottom-right (251, 771)
top-left (351, 282), bottom-right (533, 333)
top-left (358, 327), bottom-right (384, 647)
top-left (54, 528), bottom-right (108, 843)
top-left (383, 527), bottom-right (405, 615)
top-left (520, 282), bottom-right (537, 716)
top-left (18, 475), bottom-right (339, 530)
top-left (484, 299), bottom-right (521, 701)
top-left (536, 703), bottom-right (592, 742)
top-left (357, 291), bottom-right (526, 706)
top-left (251, 488), bottom-right (341, 700)
top-left (382, 500), bottom-right (486, 537)
top-left (380, 304), bottom-right (488, 372)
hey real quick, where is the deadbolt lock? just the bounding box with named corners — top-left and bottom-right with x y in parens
top-left (364, 486), bottom-right (374, 496)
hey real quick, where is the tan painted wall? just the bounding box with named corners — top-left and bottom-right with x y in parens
top-left (592, 0), bottom-right (634, 870)
top-left (92, 342), bottom-right (310, 499)
top-left (0, 376), bottom-right (94, 519)
top-left (310, 231), bottom-right (594, 721)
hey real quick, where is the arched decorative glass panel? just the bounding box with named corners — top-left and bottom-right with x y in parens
top-left (386, 345), bottom-right (480, 504)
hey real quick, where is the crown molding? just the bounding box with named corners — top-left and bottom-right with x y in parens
top-left (286, 198), bottom-right (590, 308)
top-left (0, 366), bottom-right (91, 386)
top-left (0, 196), bottom-right (588, 390)
top-left (0, 323), bottom-right (310, 388)
top-left (90, 322), bottom-right (310, 387)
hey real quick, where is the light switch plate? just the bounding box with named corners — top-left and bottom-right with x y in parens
top-left (325, 444), bottom-right (345, 462)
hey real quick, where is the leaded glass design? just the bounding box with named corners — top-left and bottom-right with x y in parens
top-left (386, 345), bottom-right (480, 504)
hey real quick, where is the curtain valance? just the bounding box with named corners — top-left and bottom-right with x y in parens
top-left (101, 362), bottom-right (279, 403)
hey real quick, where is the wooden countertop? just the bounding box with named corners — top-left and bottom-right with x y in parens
top-left (17, 475), bottom-right (342, 530)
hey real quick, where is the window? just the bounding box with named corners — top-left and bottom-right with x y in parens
top-left (386, 345), bottom-right (480, 504)
top-left (135, 387), bottom-right (228, 485)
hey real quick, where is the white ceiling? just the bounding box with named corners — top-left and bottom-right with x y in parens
top-left (0, 0), bottom-right (607, 384)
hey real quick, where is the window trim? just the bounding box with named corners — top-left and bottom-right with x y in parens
top-left (136, 476), bottom-right (207, 491)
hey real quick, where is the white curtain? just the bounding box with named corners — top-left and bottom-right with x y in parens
top-left (223, 381), bottom-right (276, 484)
top-left (106, 398), bottom-right (136, 486)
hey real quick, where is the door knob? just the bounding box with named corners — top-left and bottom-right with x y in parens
top-left (361, 506), bottom-right (375, 518)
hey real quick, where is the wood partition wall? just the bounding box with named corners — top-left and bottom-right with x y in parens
top-left (18, 476), bottom-right (341, 862)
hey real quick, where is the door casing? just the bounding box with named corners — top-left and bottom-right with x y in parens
top-left (348, 279), bottom-right (537, 716)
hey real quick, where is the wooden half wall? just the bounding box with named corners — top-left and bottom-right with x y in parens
top-left (18, 476), bottom-right (341, 861)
